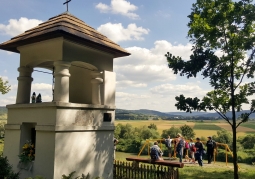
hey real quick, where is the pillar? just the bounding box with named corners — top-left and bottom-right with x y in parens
top-left (53, 61), bottom-right (71, 102)
top-left (91, 71), bottom-right (103, 105)
top-left (16, 66), bottom-right (33, 104)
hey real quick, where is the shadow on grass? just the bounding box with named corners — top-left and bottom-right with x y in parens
top-left (179, 166), bottom-right (255, 179)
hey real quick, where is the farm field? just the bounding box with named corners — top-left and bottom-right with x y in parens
top-left (115, 120), bottom-right (255, 137)
top-left (116, 152), bottom-right (255, 179)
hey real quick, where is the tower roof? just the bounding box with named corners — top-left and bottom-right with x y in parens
top-left (0, 12), bottom-right (130, 58)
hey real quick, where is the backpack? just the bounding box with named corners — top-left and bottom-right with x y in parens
top-left (177, 138), bottom-right (184, 150)
top-left (165, 139), bottom-right (171, 148)
top-left (150, 147), bottom-right (159, 160)
top-left (185, 141), bottom-right (189, 149)
top-left (191, 144), bottom-right (196, 152)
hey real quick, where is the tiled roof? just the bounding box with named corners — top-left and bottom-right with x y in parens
top-left (0, 12), bottom-right (130, 58)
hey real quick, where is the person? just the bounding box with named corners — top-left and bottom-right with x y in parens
top-left (183, 138), bottom-right (190, 162)
top-left (175, 133), bottom-right (184, 163)
top-left (206, 136), bottom-right (216, 164)
top-left (113, 137), bottom-right (118, 160)
top-left (150, 142), bottom-right (164, 161)
top-left (195, 137), bottom-right (204, 167)
top-left (189, 138), bottom-right (196, 163)
top-left (164, 135), bottom-right (173, 159)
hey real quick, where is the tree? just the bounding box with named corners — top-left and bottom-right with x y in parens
top-left (161, 126), bottom-right (181, 138)
top-left (213, 129), bottom-right (233, 145)
top-left (180, 124), bottom-right (195, 139)
top-left (240, 134), bottom-right (255, 149)
top-left (165, 0), bottom-right (255, 178)
top-left (0, 77), bottom-right (10, 94)
top-left (148, 123), bottom-right (157, 130)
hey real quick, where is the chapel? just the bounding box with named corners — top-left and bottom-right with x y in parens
top-left (0, 11), bottom-right (129, 179)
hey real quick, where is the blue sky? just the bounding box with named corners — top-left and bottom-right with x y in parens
top-left (0, 0), bottom-right (214, 112)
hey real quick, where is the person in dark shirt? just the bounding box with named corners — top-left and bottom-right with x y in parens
top-left (194, 137), bottom-right (204, 167)
top-left (150, 142), bottom-right (164, 161)
top-left (206, 136), bottom-right (216, 164)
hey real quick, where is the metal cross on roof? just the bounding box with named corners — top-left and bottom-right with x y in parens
top-left (63, 0), bottom-right (72, 12)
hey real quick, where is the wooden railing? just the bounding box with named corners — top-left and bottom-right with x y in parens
top-left (113, 160), bottom-right (180, 179)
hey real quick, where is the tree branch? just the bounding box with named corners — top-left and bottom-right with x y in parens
top-left (234, 49), bottom-right (255, 91)
top-left (213, 108), bottom-right (232, 127)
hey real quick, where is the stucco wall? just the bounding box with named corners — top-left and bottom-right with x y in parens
top-left (4, 103), bottom-right (115, 179)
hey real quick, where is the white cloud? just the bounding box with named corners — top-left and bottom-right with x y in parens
top-left (114, 40), bottom-right (193, 86)
top-left (0, 17), bottom-right (43, 37)
top-left (95, 0), bottom-right (139, 19)
top-left (97, 23), bottom-right (149, 43)
top-left (116, 80), bottom-right (147, 89)
top-left (31, 83), bottom-right (52, 91)
top-left (150, 83), bottom-right (203, 95)
top-left (0, 96), bottom-right (16, 106)
top-left (116, 92), bottom-right (149, 100)
top-left (0, 75), bottom-right (8, 81)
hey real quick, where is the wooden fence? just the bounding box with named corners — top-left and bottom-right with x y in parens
top-left (113, 161), bottom-right (179, 179)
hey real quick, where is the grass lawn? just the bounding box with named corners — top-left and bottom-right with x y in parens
top-left (116, 152), bottom-right (255, 179)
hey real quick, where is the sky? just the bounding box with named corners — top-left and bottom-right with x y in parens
top-left (0, 0), bottom-right (215, 112)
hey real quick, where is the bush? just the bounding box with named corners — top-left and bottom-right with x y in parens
top-left (0, 155), bottom-right (19, 179)
top-left (161, 126), bottom-right (181, 138)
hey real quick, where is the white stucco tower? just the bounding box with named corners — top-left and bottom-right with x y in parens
top-left (0, 12), bottom-right (130, 179)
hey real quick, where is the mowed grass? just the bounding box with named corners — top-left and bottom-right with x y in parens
top-left (116, 152), bottom-right (255, 179)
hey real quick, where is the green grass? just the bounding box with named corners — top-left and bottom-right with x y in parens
top-left (240, 123), bottom-right (255, 130)
top-left (193, 123), bottom-right (222, 130)
top-left (116, 152), bottom-right (255, 179)
top-left (179, 164), bottom-right (255, 179)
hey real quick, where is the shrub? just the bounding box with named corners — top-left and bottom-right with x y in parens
top-left (0, 155), bottom-right (19, 179)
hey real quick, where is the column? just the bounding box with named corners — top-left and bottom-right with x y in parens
top-left (53, 61), bottom-right (71, 103)
top-left (16, 66), bottom-right (33, 104)
top-left (91, 71), bottom-right (103, 105)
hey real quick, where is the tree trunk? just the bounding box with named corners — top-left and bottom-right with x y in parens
top-left (232, 124), bottom-right (239, 179)
top-left (230, 54), bottom-right (238, 179)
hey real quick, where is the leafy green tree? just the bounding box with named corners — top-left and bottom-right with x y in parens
top-left (180, 124), bottom-right (195, 139)
top-left (161, 126), bottom-right (181, 138)
top-left (148, 123), bottom-right (157, 130)
top-left (240, 134), bottom-right (255, 149)
top-left (0, 77), bottom-right (10, 94)
top-left (213, 129), bottom-right (233, 145)
top-left (165, 0), bottom-right (255, 178)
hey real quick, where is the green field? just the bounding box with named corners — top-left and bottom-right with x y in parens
top-left (116, 152), bottom-right (255, 179)
top-left (193, 123), bottom-right (222, 130)
top-left (240, 123), bottom-right (255, 130)
top-left (115, 120), bottom-right (255, 138)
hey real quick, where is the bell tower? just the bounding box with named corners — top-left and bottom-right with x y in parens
top-left (0, 12), bottom-right (130, 179)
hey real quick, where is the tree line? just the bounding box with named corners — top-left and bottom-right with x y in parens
top-left (114, 123), bottom-right (255, 164)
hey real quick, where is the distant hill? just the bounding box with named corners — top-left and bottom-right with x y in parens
top-left (1, 106), bottom-right (254, 120)
top-left (167, 111), bottom-right (211, 117)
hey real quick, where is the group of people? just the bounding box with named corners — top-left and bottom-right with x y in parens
top-left (150, 133), bottom-right (217, 167)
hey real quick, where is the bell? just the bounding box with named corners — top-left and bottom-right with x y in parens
top-left (31, 92), bottom-right (36, 103)
top-left (36, 93), bottom-right (42, 103)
